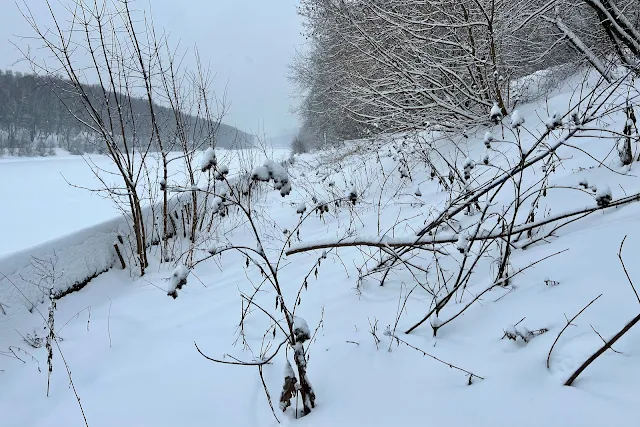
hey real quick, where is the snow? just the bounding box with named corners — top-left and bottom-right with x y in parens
top-left (3, 70), bottom-right (640, 427)
top-left (455, 233), bottom-right (468, 254)
top-left (463, 157), bottom-right (475, 170)
top-left (214, 164), bottom-right (230, 180)
top-left (484, 131), bottom-right (494, 148)
top-left (490, 103), bottom-right (502, 122)
top-left (167, 264), bottom-right (189, 298)
top-left (546, 111), bottom-right (563, 130)
top-left (0, 149), bottom-right (289, 257)
top-left (251, 165), bottom-right (271, 181)
top-left (596, 184), bottom-right (613, 207)
top-left (293, 316), bottom-right (311, 342)
top-left (596, 184), bottom-right (612, 201)
top-left (284, 359), bottom-right (295, 378)
top-left (511, 109), bottom-right (525, 128)
top-left (0, 155), bottom-right (116, 257)
top-left (200, 147), bottom-right (217, 172)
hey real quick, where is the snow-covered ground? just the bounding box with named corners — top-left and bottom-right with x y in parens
top-left (0, 155), bottom-right (114, 257)
top-left (0, 148), bottom-right (289, 256)
top-left (2, 71), bottom-right (640, 426)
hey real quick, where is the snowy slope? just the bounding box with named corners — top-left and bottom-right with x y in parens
top-left (2, 70), bottom-right (640, 426)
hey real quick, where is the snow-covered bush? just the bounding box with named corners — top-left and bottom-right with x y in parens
top-left (163, 151), bottom-right (323, 418)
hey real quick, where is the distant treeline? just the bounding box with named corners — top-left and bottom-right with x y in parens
top-left (0, 70), bottom-right (252, 156)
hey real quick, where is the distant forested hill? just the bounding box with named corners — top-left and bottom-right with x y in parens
top-left (0, 70), bottom-right (252, 156)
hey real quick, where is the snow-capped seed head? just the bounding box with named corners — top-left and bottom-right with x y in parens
top-left (545, 111), bottom-right (563, 130)
top-left (430, 315), bottom-right (442, 328)
top-left (578, 178), bottom-right (589, 189)
top-left (211, 196), bottom-right (224, 214)
top-left (415, 186), bottom-right (422, 197)
top-left (571, 111), bottom-right (581, 126)
top-left (430, 315), bottom-right (442, 336)
top-left (484, 131), bottom-right (494, 148)
top-left (280, 181), bottom-right (292, 197)
top-left (293, 317), bottom-right (311, 343)
top-left (296, 202), bottom-right (307, 214)
top-left (167, 264), bottom-right (189, 298)
top-left (348, 187), bottom-right (358, 205)
top-left (251, 165), bottom-right (270, 182)
top-left (482, 152), bottom-right (490, 165)
top-left (208, 245), bottom-right (218, 255)
top-left (251, 159), bottom-right (292, 197)
top-left (200, 147), bottom-right (217, 172)
top-left (511, 110), bottom-right (525, 128)
top-left (490, 103), bottom-right (503, 122)
top-left (463, 157), bottom-right (475, 170)
top-left (595, 184), bottom-right (612, 207)
top-left (173, 264), bottom-right (189, 288)
top-left (456, 234), bottom-right (469, 254)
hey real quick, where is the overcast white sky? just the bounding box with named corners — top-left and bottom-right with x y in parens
top-left (0, 0), bottom-right (304, 138)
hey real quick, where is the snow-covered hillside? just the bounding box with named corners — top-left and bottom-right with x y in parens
top-left (2, 70), bottom-right (640, 427)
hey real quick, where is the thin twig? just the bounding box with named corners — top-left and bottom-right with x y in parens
top-left (53, 340), bottom-right (89, 427)
top-left (386, 331), bottom-right (484, 382)
top-left (258, 365), bottom-right (280, 423)
top-left (547, 294), bottom-right (602, 369)
top-left (590, 324), bottom-right (622, 354)
top-left (564, 312), bottom-right (640, 386)
top-left (195, 339), bottom-right (287, 366)
top-left (565, 237), bottom-right (640, 385)
top-left (618, 236), bottom-right (640, 305)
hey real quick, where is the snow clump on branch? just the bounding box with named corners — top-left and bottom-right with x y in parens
top-left (511, 110), bottom-right (525, 128)
top-left (167, 264), bottom-right (189, 299)
top-left (251, 159), bottom-right (292, 197)
top-left (596, 184), bottom-right (612, 207)
top-left (200, 147), bottom-right (217, 172)
top-left (490, 103), bottom-right (503, 123)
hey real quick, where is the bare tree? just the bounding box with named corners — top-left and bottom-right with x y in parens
top-left (20, 0), bottom-right (229, 273)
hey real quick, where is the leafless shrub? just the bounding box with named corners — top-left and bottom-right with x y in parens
top-left (287, 72), bottom-right (640, 344)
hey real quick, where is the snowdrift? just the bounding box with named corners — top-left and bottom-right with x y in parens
top-left (0, 212), bottom-right (130, 321)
